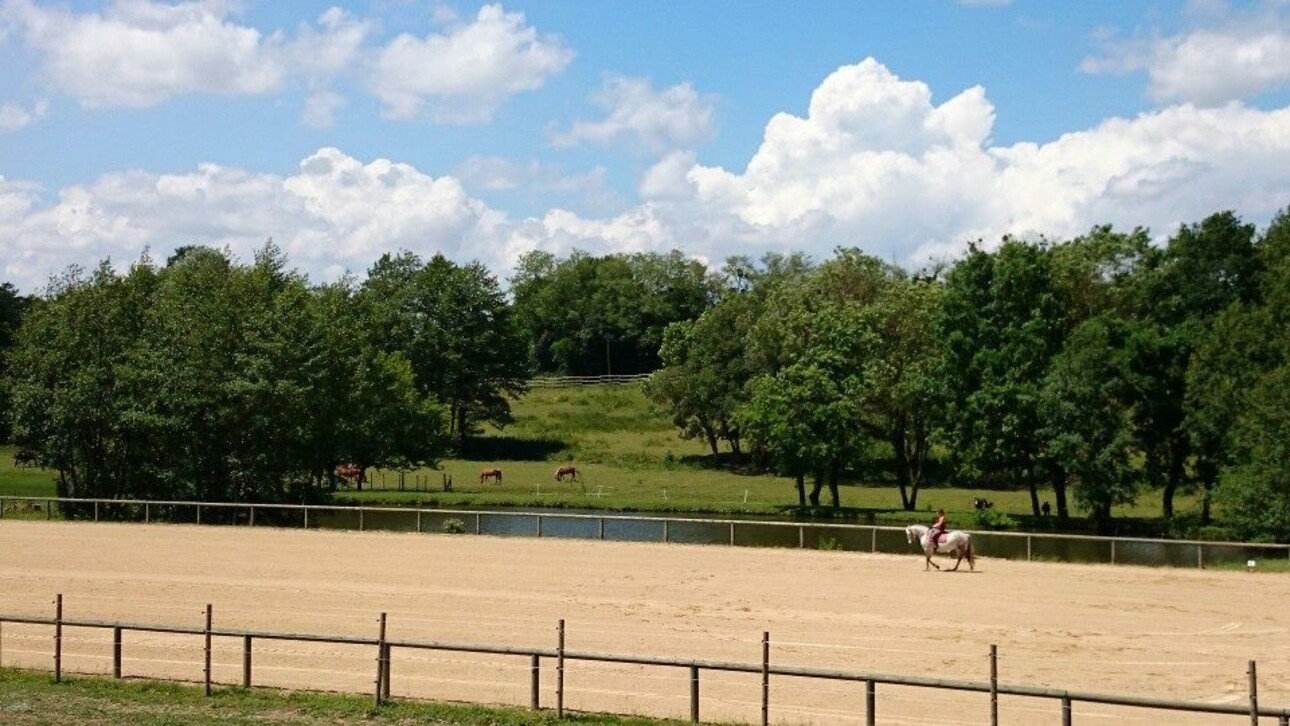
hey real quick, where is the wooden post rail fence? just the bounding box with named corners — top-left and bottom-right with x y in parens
top-left (1, 600), bottom-right (1287, 724)
top-left (4, 495), bottom-right (1290, 571)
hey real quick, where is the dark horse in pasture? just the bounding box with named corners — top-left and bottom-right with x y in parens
top-left (480, 467), bottom-right (503, 484)
top-left (554, 465), bottom-right (578, 482)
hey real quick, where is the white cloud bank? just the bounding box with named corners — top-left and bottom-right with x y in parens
top-left (3, 58), bottom-right (1290, 291)
top-left (1083, 1), bottom-right (1290, 105)
top-left (0, 0), bottom-right (370, 108)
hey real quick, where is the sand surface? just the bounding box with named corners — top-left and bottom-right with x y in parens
top-left (0, 520), bottom-right (1286, 725)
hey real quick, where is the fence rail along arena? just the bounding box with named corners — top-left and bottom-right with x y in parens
top-left (0, 594), bottom-right (1286, 725)
top-left (2, 495), bottom-right (1289, 569)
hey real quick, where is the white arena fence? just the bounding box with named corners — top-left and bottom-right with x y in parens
top-left (0, 595), bottom-right (1285, 725)
top-left (529, 373), bottom-right (653, 387)
top-left (2, 495), bottom-right (1289, 570)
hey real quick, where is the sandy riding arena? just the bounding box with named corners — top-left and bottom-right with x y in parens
top-left (1, 521), bottom-right (1287, 724)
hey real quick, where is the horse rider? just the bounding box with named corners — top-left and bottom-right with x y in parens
top-left (928, 508), bottom-right (947, 551)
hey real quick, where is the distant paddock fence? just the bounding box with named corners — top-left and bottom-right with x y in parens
top-left (0, 595), bottom-right (1285, 725)
top-left (529, 373), bottom-right (653, 387)
top-left (3, 496), bottom-right (1290, 570)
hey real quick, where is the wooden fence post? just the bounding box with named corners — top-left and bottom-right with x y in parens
top-left (690, 665), bottom-right (700, 723)
top-left (54, 594), bottom-right (62, 683)
top-left (761, 631), bottom-right (770, 726)
top-left (203, 604), bottom-right (212, 696)
top-left (990, 644), bottom-right (999, 726)
top-left (382, 643), bottom-right (392, 700)
top-left (557, 619), bottom-right (566, 718)
top-left (112, 626), bottom-right (122, 678)
top-left (243, 635), bottom-right (252, 688)
top-left (530, 654), bottom-right (540, 710)
top-left (1250, 660), bottom-right (1259, 726)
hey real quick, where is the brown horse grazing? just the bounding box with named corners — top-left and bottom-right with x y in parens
top-left (335, 463), bottom-right (366, 488)
top-left (480, 467), bottom-right (503, 484)
top-left (554, 465), bottom-right (578, 482)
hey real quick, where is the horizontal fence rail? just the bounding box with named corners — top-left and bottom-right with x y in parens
top-left (528, 373), bottom-right (653, 387)
top-left (0, 598), bottom-right (1286, 725)
top-left (3, 495), bottom-right (1290, 570)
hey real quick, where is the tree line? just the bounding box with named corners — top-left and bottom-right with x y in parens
top-left (647, 210), bottom-right (1290, 540)
top-left (2, 208), bottom-right (1289, 540)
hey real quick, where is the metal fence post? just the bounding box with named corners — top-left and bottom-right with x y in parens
top-left (730, 522), bottom-right (735, 546)
top-left (304, 507), bottom-right (309, 530)
top-left (1198, 545), bottom-right (1204, 569)
top-left (798, 526), bottom-right (804, 549)
top-left (557, 619), bottom-right (566, 718)
top-left (1062, 695), bottom-right (1072, 726)
top-left (475, 512), bottom-right (482, 534)
top-left (374, 613), bottom-right (386, 707)
top-left (359, 509), bottom-right (364, 531)
top-left (416, 510), bottom-right (422, 533)
top-left (1250, 660), bottom-right (1259, 726)
top-left (112, 626), bottom-right (122, 678)
top-left (663, 520), bottom-right (669, 543)
top-left (1027, 535), bottom-right (1033, 561)
top-left (530, 654), bottom-right (540, 710)
top-left (196, 504), bottom-right (202, 525)
top-left (203, 604), bottom-right (212, 696)
top-left (537, 515), bottom-right (543, 537)
top-left (599, 517), bottom-right (605, 540)
top-left (249, 506), bottom-right (255, 527)
top-left (865, 679), bottom-right (876, 726)
top-left (54, 594), bottom-right (62, 683)
top-left (761, 631), bottom-right (770, 726)
top-left (690, 665), bottom-right (700, 723)
top-left (871, 527), bottom-right (877, 553)
top-left (990, 644), bottom-right (999, 726)
top-left (144, 502), bottom-right (150, 524)
top-left (94, 501), bottom-right (99, 522)
top-left (243, 634), bottom-right (252, 688)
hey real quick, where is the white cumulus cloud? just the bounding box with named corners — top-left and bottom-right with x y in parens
top-left (1082, 2), bottom-right (1290, 105)
top-left (4, 58), bottom-right (1290, 293)
top-left (370, 3), bottom-right (573, 122)
top-left (0, 1), bottom-right (371, 111)
top-left (551, 76), bottom-right (717, 153)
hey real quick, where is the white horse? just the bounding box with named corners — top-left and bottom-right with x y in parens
top-left (905, 524), bottom-right (975, 572)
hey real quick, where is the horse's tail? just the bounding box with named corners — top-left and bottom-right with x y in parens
top-left (966, 535), bottom-right (975, 565)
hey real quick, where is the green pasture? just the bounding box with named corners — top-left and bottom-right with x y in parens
top-left (0, 381), bottom-right (1205, 527)
top-left (0, 668), bottom-right (687, 725)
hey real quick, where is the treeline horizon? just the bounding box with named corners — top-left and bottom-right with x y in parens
top-left (1, 206), bottom-right (1289, 540)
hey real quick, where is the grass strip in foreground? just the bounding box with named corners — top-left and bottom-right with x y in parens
top-left (0, 668), bottom-right (691, 725)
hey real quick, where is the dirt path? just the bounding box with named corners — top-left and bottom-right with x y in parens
top-left (0, 521), bottom-right (1285, 725)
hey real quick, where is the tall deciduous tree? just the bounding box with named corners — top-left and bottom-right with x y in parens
top-left (939, 239), bottom-right (1066, 516)
top-left (362, 252), bottom-right (529, 452)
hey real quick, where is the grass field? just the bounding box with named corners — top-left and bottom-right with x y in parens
top-left (0, 382), bottom-right (1203, 527)
top-left (0, 668), bottom-right (686, 726)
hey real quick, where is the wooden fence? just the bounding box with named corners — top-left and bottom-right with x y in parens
top-left (3, 495), bottom-right (1290, 570)
top-left (0, 595), bottom-right (1284, 725)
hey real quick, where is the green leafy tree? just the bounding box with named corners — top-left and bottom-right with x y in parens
top-left (939, 239), bottom-right (1066, 516)
top-left (1131, 212), bottom-right (1261, 519)
top-left (1041, 316), bottom-right (1137, 531)
top-left (362, 252), bottom-right (529, 452)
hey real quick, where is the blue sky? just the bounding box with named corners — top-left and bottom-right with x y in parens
top-left (2, 0), bottom-right (1290, 291)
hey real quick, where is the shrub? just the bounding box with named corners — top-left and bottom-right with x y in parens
top-left (440, 518), bottom-right (466, 534)
top-left (972, 508), bottom-right (1015, 531)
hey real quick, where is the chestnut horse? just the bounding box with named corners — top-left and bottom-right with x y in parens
top-left (480, 467), bottom-right (503, 484)
top-left (554, 465), bottom-right (578, 482)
